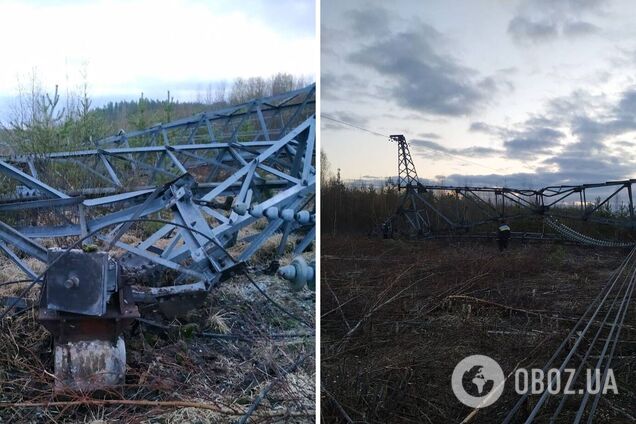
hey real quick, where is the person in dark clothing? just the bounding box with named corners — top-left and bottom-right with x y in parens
top-left (497, 220), bottom-right (511, 252)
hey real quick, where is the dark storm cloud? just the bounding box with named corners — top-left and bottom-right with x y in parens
top-left (348, 22), bottom-right (495, 116)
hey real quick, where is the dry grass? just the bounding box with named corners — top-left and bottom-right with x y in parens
top-left (321, 236), bottom-right (635, 423)
top-left (0, 244), bottom-right (316, 423)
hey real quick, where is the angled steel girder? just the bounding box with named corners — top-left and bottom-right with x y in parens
top-left (0, 87), bottom-right (316, 302)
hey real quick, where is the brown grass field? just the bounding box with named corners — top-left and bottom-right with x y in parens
top-left (320, 236), bottom-right (636, 423)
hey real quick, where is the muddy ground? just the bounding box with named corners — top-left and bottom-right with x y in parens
top-left (321, 236), bottom-right (636, 423)
top-left (0, 249), bottom-right (315, 423)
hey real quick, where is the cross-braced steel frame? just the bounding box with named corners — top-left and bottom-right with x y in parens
top-left (0, 85), bottom-right (316, 304)
top-left (383, 135), bottom-right (636, 246)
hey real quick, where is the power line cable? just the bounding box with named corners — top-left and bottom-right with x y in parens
top-left (321, 113), bottom-right (390, 139)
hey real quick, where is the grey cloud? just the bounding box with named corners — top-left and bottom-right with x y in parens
top-left (615, 89), bottom-right (636, 117)
top-left (418, 132), bottom-right (440, 139)
top-left (540, 153), bottom-right (632, 184)
top-left (563, 21), bottom-right (600, 37)
top-left (508, 0), bottom-right (603, 44)
top-left (440, 170), bottom-right (614, 189)
top-left (346, 6), bottom-right (391, 37)
top-left (469, 121), bottom-right (501, 135)
top-left (320, 71), bottom-right (369, 101)
top-left (615, 140), bottom-right (635, 148)
top-left (534, 0), bottom-right (603, 14)
top-left (526, 88), bottom-right (636, 183)
top-left (410, 138), bottom-right (503, 158)
top-left (321, 119), bottom-right (350, 132)
top-left (471, 120), bottom-right (564, 156)
top-left (507, 16), bottom-right (558, 43)
top-left (348, 23), bottom-right (492, 116)
top-left (324, 110), bottom-right (369, 127)
top-left (503, 127), bottom-right (564, 155)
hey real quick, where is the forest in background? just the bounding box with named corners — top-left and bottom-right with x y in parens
top-left (0, 72), bottom-right (310, 155)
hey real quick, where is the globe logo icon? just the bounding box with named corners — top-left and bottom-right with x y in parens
top-left (463, 365), bottom-right (495, 396)
top-left (452, 355), bottom-right (505, 408)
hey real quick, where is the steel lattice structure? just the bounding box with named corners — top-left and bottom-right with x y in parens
top-left (0, 85), bottom-right (315, 285)
top-left (0, 85), bottom-right (315, 199)
top-left (0, 85), bottom-right (315, 389)
top-left (383, 135), bottom-right (636, 246)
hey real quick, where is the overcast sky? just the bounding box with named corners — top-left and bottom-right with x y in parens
top-left (322, 0), bottom-right (636, 189)
top-left (0, 0), bottom-right (315, 119)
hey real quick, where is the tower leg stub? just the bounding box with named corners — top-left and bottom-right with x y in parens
top-left (38, 249), bottom-right (139, 392)
top-left (54, 337), bottom-right (126, 392)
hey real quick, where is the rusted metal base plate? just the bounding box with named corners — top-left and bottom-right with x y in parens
top-left (54, 337), bottom-right (126, 392)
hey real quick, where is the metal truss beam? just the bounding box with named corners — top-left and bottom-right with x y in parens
top-left (0, 87), bottom-right (316, 303)
top-left (384, 135), bottom-right (636, 245)
top-left (0, 84), bottom-right (315, 201)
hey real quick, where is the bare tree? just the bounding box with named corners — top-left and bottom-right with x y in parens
top-left (271, 73), bottom-right (295, 95)
top-left (213, 81), bottom-right (227, 105)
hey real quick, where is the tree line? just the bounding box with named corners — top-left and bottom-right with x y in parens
top-left (0, 72), bottom-right (310, 155)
